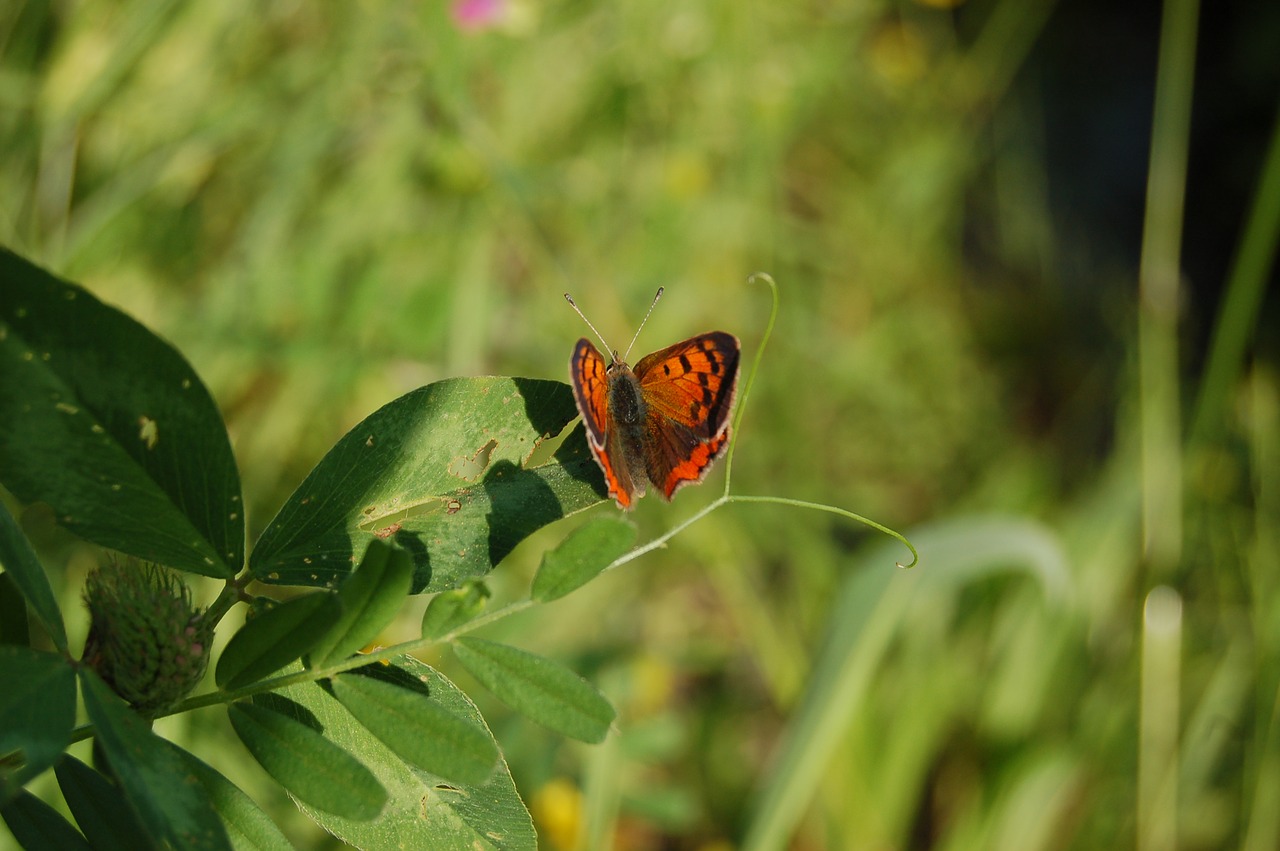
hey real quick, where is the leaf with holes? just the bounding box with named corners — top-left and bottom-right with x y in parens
top-left (249, 378), bottom-right (604, 594)
top-left (0, 249), bottom-right (243, 578)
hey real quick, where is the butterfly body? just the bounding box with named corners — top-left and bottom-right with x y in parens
top-left (602, 363), bottom-right (649, 490)
top-left (570, 331), bottom-right (740, 510)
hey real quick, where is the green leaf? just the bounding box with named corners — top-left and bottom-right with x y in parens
top-left (0, 249), bottom-right (243, 578)
top-left (79, 669), bottom-right (232, 850)
top-left (227, 698), bottom-right (386, 821)
top-left (0, 787), bottom-right (91, 851)
top-left (532, 516), bottom-right (637, 603)
top-left (0, 647), bottom-right (76, 801)
top-left (54, 756), bottom-right (150, 851)
top-left (308, 539), bottom-right (414, 669)
top-left (215, 592), bottom-right (341, 690)
top-left (420, 582), bottom-right (490, 640)
top-left (453, 638), bottom-right (615, 744)
top-left (0, 502), bottom-right (66, 650)
top-left (331, 670), bottom-right (499, 786)
top-left (174, 743), bottom-right (295, 851)
top-left (249, 378), bottom-right (605, 594)
top-left (277, 659), bottom-right (535, 850)
top-left (0, 572), bottom-right (28, 646)
top-left (741, 516), bottom-right (1072, 851)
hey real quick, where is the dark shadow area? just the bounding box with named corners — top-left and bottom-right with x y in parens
top-left (250, 692), bottom-right (323, 734)
top-left (510, 377), bottom-right (580, 439)
top-left (482, 459), bottom-right (565, 568)
top-left (343, 660), bottom-right (433, 698)
top-left (391, 527), bottom-right (432, 594)
top-left (553, 423), bottom-right (608, 500)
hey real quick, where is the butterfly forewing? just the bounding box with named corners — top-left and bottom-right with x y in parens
top-left (633, 332), bottom-right (740, 435)
top-left (570, 338), bottom-right (610, 447)
top-left (570, 337), bottom-right (638, 507)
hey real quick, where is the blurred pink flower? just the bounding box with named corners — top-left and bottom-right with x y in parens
top-left (452, 0), bottom-right (506, 31)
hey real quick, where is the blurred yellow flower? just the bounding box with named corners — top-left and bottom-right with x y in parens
top-left (629, 653), bottom-right (677, 717)
top-left (530, 777), bottom-right (583, 851)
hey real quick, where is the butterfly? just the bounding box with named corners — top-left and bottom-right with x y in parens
top-left (566, 289), bottom-right (740, 510)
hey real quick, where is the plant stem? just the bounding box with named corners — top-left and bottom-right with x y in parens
top-left (1189, 104), bottom-right (1280, 444)
top-left (1137, 0), bottom-right (1199, 577)
top-left (728, 494), bottom-right (919, 568)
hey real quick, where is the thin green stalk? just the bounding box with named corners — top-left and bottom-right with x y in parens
top-left (722, 271), bottom-right (779, 493)
top-left (1189, 104), bottom-right (1280, 444)
top-left (1137, 0), bottom-right (1199, 575)
top-left (1243, 682), bottom-right (1280, 851)
top-left (67, 596), bottom-right (539, 744)
top-left (601, 497), bottom-right (726, 575)
top-left (577, 732), bottom-right (623, 851)
top-left (740, 566), bottom-right (909, 851)
top-left (1138, 586), bottom-right (1183, 851)
top-left (728, 495), bottom-right (918, 569)
top-left (1243, 370), bottom-right (1280, 849)
top-left (202, 580), bottom-right (246, 629)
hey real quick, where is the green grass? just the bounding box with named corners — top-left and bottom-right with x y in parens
top-left (3, 0), bottom-right (1277, 848)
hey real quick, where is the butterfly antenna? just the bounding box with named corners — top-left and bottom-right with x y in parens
top-left (564, 293), bottom-right (614, 355)
top-left (621, 287), bottom-right (664, 361)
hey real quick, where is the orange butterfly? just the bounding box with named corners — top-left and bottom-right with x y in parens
top-left (566, 289), bottom-right (740, 510)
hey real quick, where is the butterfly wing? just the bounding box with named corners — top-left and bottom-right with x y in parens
top-left (569, 337), bottom-right (638, 508)
top-left (601, 418), bottom-right (641, 509)
top-left (570, 338), bottom-right (609, 446)
top-left (641, 417), bottom-right (732, 501)
top-left (633, 331), bottom-right (740, 499)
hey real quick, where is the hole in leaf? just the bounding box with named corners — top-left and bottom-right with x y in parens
top-left (448, 438), bottom-right (497, 481)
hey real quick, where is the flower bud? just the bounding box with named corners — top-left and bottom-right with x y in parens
top-left (81, 558), bottom-right (212, 716)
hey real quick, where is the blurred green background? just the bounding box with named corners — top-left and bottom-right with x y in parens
top-left (3, 0), bottom-right (1278, 849)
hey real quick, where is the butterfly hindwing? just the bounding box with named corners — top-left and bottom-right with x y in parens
top-left (604, 423), bottom-right (641, 507)
top-left (641, 413), bottom-right (731, 500)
